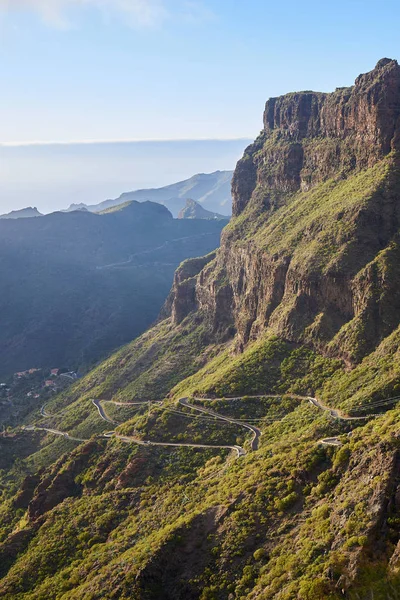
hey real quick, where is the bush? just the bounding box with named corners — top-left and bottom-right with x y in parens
top-left (253, 547), bottom-right (268, 561)
top-left (275, 491), bottom-right (298, 512)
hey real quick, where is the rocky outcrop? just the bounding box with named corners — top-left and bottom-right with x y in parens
top-left (132, 506), bottom-right (229, 600)
top-left (0, 526), bottom-right (38, 578)
top-left (168, 59), bottom-right (400, 364)
top-left (232, 58), bottom-right (400, 217)
top-left (169, 252), bottom-right (216, 324)
top-left (12, 472), bottom-right (42, 510)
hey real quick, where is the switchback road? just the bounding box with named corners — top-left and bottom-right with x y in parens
top-left (180, 398), bottom-right (261, 451)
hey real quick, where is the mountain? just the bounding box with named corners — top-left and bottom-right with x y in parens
top-left (66, 170), bottom-right (233, 217)
top-left (0, 200), bottom-right (225, 377)
top-left (0, 206), bottom-right (42, 219)
top-left (3, 59), bottom-right (400, 600)
top-left (1, 139), bottom-right (249, 214)
top-left (177, 199), bottom-right (228, 220)
top-left (63, 203), bottom-right (89, 213)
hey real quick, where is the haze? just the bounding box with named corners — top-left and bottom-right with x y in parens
top-left (0, 139), bottom-right (249, 214)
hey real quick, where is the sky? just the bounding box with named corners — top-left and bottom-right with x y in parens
top-left (1, 0), bottom-right (400, 212)
top-left (0, 139), bottom-right (249, 213)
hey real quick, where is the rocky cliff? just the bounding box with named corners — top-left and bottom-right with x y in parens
top-left (232, 58), bottom-right (400, 216)
top-left (170, 59), bottom-right (400, 365)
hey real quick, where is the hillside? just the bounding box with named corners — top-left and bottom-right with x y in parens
top-left (0, 200), bottom-right (225, 377)
top-left (2, 59), bottom-right (400, 600)
top-left (0, 207), bottom-right (42, 219)
top-left (67, 170), bottom-right (233, 217)
top-left (177, 199), bottom-right (228, 220)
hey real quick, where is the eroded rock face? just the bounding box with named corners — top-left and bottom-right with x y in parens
top-left (167, 59), bottom-right (400, 364)
top-left (232, 58), bottom-right (400, 217)
top-left (169, 252), bottom-right (216, 324)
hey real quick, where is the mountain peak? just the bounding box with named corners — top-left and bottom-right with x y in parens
top-left (232, 59), bottom-right (400, 216)
top-left (375, 57), bottom-right (397, 69)
top-left (177, 199), bottom-right (228, 220)
top-left (0, 206), bottom-right (43, 219)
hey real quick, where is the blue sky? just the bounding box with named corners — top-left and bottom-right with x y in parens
top-left (1, 0), bottom-right (400, 144)
top-left (1, 0), bottom-right (400, 214)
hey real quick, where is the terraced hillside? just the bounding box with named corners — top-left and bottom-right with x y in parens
top-left (1, 59), bottom-right (400, 600)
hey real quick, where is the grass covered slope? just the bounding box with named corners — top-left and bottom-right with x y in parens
top-left (1, 376), bottom-right (400, 599)
top-left (212, 154), bottom-right (400, 364)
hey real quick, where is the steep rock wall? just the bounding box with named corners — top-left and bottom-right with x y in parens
top-left (170, 59), bottom-right (400, 364)
top-left (232, 58), bottom-right (400, 217)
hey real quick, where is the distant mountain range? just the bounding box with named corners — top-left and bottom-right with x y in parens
top-left (65, 170), bottom-right (233, 217)
top-left (2, 171), bottom-right (234, 220)
top-left (0, 200), bottom-right (226, 377)
top-left (0, 206), bottom-right (42, 219)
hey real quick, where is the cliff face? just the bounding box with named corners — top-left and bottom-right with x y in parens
top-left (170, 59), bottom-right (400, 364)
top-left (232, 58), bottom-right (400, 217)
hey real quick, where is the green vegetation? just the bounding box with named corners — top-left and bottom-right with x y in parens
top-left (172, 335), bottom-right (341, 399)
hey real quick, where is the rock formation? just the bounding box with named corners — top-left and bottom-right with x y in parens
top-left (170, 59), bottom-right (400, 364)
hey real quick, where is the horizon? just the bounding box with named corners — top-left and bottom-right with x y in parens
top-left (0, 138), bottom-right (249, 214)
top-left (2, 1), bottom-right (400, 212)
top-left (0, 136), bottom-right (252, 147)
top-left (2, 1), bottom-right (400, 145)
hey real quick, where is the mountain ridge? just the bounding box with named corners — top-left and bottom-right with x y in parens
top-left (177, 199), bottom-right (228, 220)
top-left (66, 170), bottom-right (233, 217)
top-left (0, 200), bottom-right (225, 377)
top-left (0, 206), bottom-right (42, 219)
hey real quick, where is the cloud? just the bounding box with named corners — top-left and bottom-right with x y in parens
top-left (0, 0), bottom-right (169, 28)
top-left (0, 0), bottom-right (214, 28)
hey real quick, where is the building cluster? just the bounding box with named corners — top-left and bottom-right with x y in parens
top-left (15, 368), bottom-right (41, 378)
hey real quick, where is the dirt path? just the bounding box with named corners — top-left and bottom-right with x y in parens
top-left (180, 398), bottom-right (261, 451)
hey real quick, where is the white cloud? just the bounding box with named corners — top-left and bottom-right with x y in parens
top-left (0, 0), bottom-right (171, 28)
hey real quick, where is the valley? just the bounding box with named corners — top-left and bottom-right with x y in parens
top-left (0, 200), bottom-right (226, 378)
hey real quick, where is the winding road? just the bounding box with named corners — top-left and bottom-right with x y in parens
top-left (111, 434), bottom-right (245, 457)
top-left (306, 397), bottom-right (372, 422)
top-left (22, 425), bottom-right (87, 443)
top-left (93, 398), bottom-right (246, 456)
top-left (23, 425), bottom-right (243, 457)
top-left (96, 233), bottom-right (216, 271)
top-left (37, 399), bottom-right (245, 457)
top-left (33, 391), bottom-right (384, 454)
top-left (180, 398), bottom-right (261, 451)
top-left (92, 399), bottom-right (115, 424)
